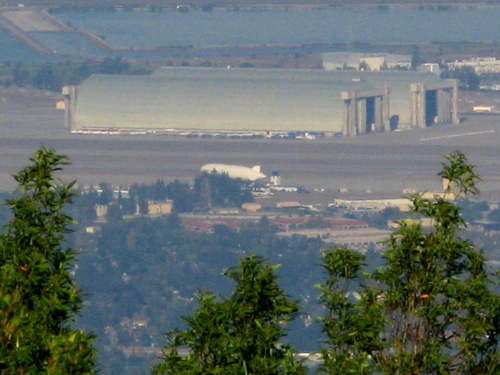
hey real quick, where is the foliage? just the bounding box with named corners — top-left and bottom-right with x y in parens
top-left (71, 173), bottom-right (253, 221)
top-left (359, 206), bottom-right (404, 229)
top-left (440, 66), bottom-right (480, 90)
top-left (106, 202), bottom-right (124, 223)
top-left (0, 60), bottom-right (151, 92)
top-left (487, 208), bottom-right (500, 223)
top-left (153, 255), bottom-right (306, 375)
top-left (317, 248), bottom-right (381, 375)
top-left (69, 192), bottom-right (97, 227)
top-left (71, 204), bottom-right (325, 373)
top-left (0, 192), bottom-right (13, 227)
top-left (318, 151), bottom-right (499, 374)
top-left (32, 64), bottom-right (60, 91)
top-left (0, 148), bottom-right (96, 373)
top-left (130, 173), bottom-right (253, 213)
top-left (98, 57), bottom-right (130, 74)
top-left (194, 172), bottom-right (254, 209)
top-left (130, 179), bottom-right (196, 214)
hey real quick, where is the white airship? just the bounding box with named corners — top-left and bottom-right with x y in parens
top-left (200, 164), bottom-right (266, 181)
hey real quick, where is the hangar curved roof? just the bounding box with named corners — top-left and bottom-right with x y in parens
top-left (72, 68), bottom-right (444, 133)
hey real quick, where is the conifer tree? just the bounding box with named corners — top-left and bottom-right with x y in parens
top-left (318, 151), bottom-right (499, 374)
top-left (0, 148), bottom-right (96, 374)
top-left (153, 255), bottom-right (306, 375)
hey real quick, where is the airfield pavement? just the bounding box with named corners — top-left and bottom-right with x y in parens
top-left (0, 86), bottom-right (499, 201)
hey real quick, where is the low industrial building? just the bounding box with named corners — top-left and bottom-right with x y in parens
top-left (95, 204), bottom-right (108, 218)
top-left (322, 52), bottom-right (412, 71)
top-left (276, 201), bottom-right (302, 208)
top-left (277, 227), bottom-right (391, 251)
top-left (332, 198), bottom-right (413, 212)
top-left (327, 228), bottom-right (392, 251)
top-left (447, 57), bottom-right (500, 74)
top-left (241, 203), bottom-right (262, 212)
top-left (64, 67), bottom-right (458, 137)
top-left (147, 200), bottom-right (173, 215)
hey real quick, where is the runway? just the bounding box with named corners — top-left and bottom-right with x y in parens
top-left (0, 87), bottom-right (498, 198)
top-left (0, 119), bottom-right (498, 201)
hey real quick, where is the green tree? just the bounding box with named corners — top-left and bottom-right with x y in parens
top-left (70, 192), bottom-right (97, 227)
top-left (12, 62), bottom-right (30, 86)
top-left (166, 179), bottom-right (194, 213)
top-left (98, 57), bottom-right (130, 74)
top-left (487, 208), bottom-right (500, 223)
top-left (317, 247), bottom-right (381, 375)
top-left (194, 172), bottom-right (254, 209)
top-left (318, 151), bottom-right (499, 374)
top-left (441, 66), bottom-right (480, 90)
top-left (0, 191), bottom-right (12, 227)
top-left (0, 148), bottom-right (96, 373)
top-left (361, 206), bottom-right (403, 229)
top-left (106, 202), bottom-right (124, 223)
top-left (33, 64), bottom-right (60, 91)
top-left (153, 255), bottom-right (306, 375)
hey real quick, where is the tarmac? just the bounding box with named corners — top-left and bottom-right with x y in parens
top-left (0, 87), bottom-right (498, 201)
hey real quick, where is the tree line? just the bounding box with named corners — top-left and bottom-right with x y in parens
top-left (71, 172), bottom-right (254, 226)
top-left (440, 66), bottom-right (480, 90)
top-left (0, 148), bottom-right (498, 374)
top-left (0, 58), bottom-right (151, 92)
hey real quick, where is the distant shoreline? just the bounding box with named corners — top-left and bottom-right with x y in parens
top-left (47, 3), bottom-right (500, 13)
top-left (2, 1), bottom-right (500, 13)
top-left (3, 4), bottom-right (499, 63)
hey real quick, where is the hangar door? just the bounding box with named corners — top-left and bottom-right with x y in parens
top-left (342, 88), bottom-right (389, 136)
top-left (410, 81), bottom-right (459, 128)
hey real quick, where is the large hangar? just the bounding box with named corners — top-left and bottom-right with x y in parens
top-left (64, 68), bottom-right (458, 136)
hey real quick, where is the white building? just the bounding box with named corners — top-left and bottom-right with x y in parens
top-left (322, 52), bottom-right (411, 71)
top-left (447, 57), bottom-right (500, 74)
top-left (147, 200), bottom-right (173, 215)
top-left (418, 63), bottom-right (442, 76)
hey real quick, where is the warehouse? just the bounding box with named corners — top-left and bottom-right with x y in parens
top-left (322, 52), bottom-right (412, 71)
top-left (63, 68), bottom-right (458, 136)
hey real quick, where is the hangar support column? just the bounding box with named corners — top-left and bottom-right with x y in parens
top-left (356, 98), bottom-right (367, 135)
top-left (383, 86), bottom-right (390, 131)
top-left (343, 91), bottom-right (357, 136)
top-left (451, 79), bottom-right (459, 124)
top-left (410, 83), bottom-right (426, 128)
top-left (374, 96), bottom-right (382, 132)
top-left (62, 85), bottom-right (77, 131)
